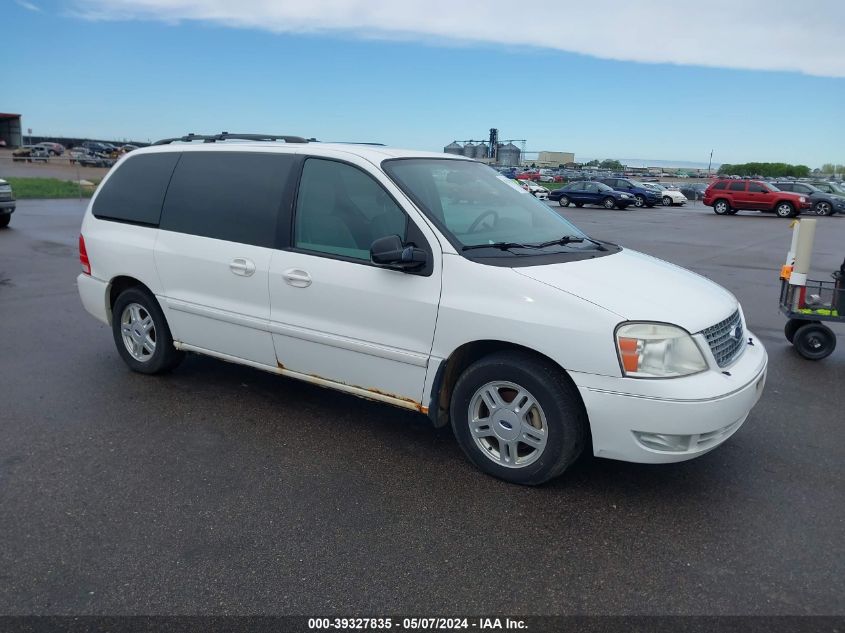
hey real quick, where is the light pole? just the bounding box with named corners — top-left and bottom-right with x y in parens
top-left (708, 149), bottom-right (713, 176)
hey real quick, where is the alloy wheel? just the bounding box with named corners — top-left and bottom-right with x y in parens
top-left (120, 302), bottom-right (156, 362)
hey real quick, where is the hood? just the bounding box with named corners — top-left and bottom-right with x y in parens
top-left (514, 248), bottom-right (737, 333)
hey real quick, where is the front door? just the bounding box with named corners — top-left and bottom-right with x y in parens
top-left (268, 156), bottom-right (442, 409)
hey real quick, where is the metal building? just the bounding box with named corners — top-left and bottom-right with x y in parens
top-left (497, 142), bottom-right (521, 167)
top-left (0, 113), bottom-right (23, 147)
top-left (462, 142), bottom-right (476, 158)
top-left (474, 143), bottom-right (489, 159)
top-left (444, 142), bottom-right (463, 155)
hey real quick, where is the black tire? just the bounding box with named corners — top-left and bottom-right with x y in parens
top-left (727, 208), bottom-right (739, 215)
top-left (713, 199), bottom-right (731, 215)
top-left (662, 196), bottom-right (672, 206)
top-left (784, 318), bottom-right (814, 343)
top-left (450, 350), bottom-right (588, 485)
top-left (558, 195), bottom-right (570, 207)
top-left (775, 201), bottom-right (795, 218)
top-left (0, 214), bottom-right (9, 228)
top-left (602, 197), bottom-right (616, 209)
top-left (793, 323), bottom-right (836, 360)
top-left (814, 201), bottom-right (832, 216)
top-left (111, 287), bottom-right (184, 374)
top-left (634, 194), bottom-right (645, 208)
top-left (574, 203), bottom-right (583, 208)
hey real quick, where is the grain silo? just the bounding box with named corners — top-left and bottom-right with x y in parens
top-left (462, 142), bottom-right (476, 158)
top-left (497, 142), bottom-right (521, 167)
top-left (475, 143), bottom-right (489, 159)
top-left (444, 142), bottom-right (463, 156)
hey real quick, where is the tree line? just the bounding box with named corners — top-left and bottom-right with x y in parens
top-left (717, 163), bottom-right (811, 178)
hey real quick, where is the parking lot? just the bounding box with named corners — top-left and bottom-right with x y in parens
top-left (0, 198), bottom-right (843, 616)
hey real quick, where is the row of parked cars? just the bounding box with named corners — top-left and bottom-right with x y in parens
top-left (703, 179), bottom-right (845, 217)
top-left (521, 177), bottom-right (690, 210)
top-left (10, 141), bottom-right (139, 167)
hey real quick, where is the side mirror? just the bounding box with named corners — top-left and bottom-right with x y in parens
top-left (370, 235), bottom-right (427, 271)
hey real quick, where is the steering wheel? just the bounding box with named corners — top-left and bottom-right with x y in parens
top-left (467, 210), bottom-right (499, 233)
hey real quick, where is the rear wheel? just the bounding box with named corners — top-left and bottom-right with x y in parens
top-left (793, 323), bottom-right (836, 360)
top-left (111, 287), bottom-right (184, 374)
top-left (662, 196), bottom-right (672, 206)
top-left (602, 197), bottom-right (616, 209)
top-left (713, 199), bottom-right (731, 215)
top-left (558, 195), bottom-right (570, 207)
top-left (814, 201), bottom-right (832, 216)
top-left (450, 350), bottom-right (588, 485)
top-left (775, 202), bottom-right (796, 218)
top-left (574, 203), bottom-right (583, 208)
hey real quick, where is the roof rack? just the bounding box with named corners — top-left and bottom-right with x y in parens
top-left (152, 132), bottom-right (310, 146)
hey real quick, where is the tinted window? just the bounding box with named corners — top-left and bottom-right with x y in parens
top-left (294, 158), bottom-right (407, 261)
top-left (728, 182), bottom-right (746, 191)
top-left (713, 182), bottom-right (728, 190)
top-left (748, 183), bottom-right (767, 193)
top-left (565, 181), bottom-right (584, 191)
top-left (92, 153), bottom-right (178, 225)
top-left (160, 152), bottom-right (293, 248)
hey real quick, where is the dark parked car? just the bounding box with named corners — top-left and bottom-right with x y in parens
top-left (549, 181), bottom-right (636, 210)
top-left (679, 183), bottom-right (708, 200)
top-left (0, 178), bottom-right (15, 228)
top-left (597, 178), bottom-right (662, 207)
top-left (810, 181), bottom-right (845, 197)
top-left (773, 181), bottom-right (845, 216)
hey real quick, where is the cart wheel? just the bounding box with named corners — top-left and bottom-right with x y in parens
top-left (793, 323), bottom-right (837, 360)
top-left (784, 318), bottom-right (815, 343)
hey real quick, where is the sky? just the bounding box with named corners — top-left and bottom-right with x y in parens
top-left (5, 0), bottom-right (845, 167)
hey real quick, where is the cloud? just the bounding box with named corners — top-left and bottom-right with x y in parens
top-left (71, 0), bottom-right (845, 77)
top-left (16, 0), bottom-right (43, 12)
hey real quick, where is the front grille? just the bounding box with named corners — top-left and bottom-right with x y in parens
top-left (699, 309), bottom-right (745, 367)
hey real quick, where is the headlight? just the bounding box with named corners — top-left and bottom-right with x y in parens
top-left (621, 193), bottom-right (631, 198)
top-left (799, 196), bottom-right (806, 202)
top-left (616, 323), bottom-right (707, 378)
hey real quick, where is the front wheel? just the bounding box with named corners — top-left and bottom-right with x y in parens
top-left (793, 323), bottom-right (836, 360)
top-left (0, 215), bottom-right (9, 228)
top-left (775, 202), bottom-right (796, 218)
top-left (602, 197), bottom-right (616, 209)
top-left (558, 196), bottom-right (570, 207)
top-left (814, 201), bottom-right (832, 216)
top-left (662, 196), bottom-right (672, 206)
top-left (111, 287), bottom-right (184, 374)
top-left (450, 350), bottom-right (588, 485)
top-left (634, 195), bottom-right (645, 208)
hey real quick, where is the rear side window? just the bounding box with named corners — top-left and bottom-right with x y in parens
top-left (748, 183), bottom-right (767, 193)
top-left (160, 152), bottom-right (294, 248)
top-left (92, 153), bottom-right (179, 225)
top-left (728, 182), bottom-right (746, 191)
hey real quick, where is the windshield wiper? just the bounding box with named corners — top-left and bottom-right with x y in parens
top-left (538, 235), bottom-right (609, 251)
top-left (462, 242), bottom-right (543, 252)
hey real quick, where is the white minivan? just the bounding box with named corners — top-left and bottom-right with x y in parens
top-left (77, 135), bottom-right (767, 485)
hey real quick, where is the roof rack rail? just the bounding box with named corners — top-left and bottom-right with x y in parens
top-left (152, 132), bottom-right (310, 146)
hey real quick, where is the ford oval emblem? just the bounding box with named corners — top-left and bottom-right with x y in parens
top-left (731, 324), bottom-right (743, 341)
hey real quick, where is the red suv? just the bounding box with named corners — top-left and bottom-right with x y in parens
top-left (703, 179), bottom-right (810, 217)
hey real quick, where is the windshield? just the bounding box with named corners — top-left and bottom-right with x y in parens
top-left (829, 182), bottom-right (845, 194)
top-left (384, 159), bottom-right (589, 250)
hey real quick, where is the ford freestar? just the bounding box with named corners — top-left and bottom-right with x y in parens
top-left (77, 134), bottom-right (767, 485)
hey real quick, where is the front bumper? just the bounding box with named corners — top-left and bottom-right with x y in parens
top-left (0, 200), bottom-right (15, 213)
top-left (573, 330), bottom-right (768, 463)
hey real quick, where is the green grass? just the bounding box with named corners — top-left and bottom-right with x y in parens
top-left (6, 177), bottom-right (98, 199)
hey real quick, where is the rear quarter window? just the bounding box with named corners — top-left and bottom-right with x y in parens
top-left (728, 182), bottom-right (746, 191)
top-left (92, 152), bottom-right (180, 225)
top-left (159, 152), bottom-right (295, 248)
top-left (713, 181), bottom-right (728, 190)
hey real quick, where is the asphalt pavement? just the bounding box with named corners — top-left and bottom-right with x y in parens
top-left (0, 199), bottom-right (843, 616)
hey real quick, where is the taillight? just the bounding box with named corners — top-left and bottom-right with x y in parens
top-left (79, 234), bottom-right (91, 275)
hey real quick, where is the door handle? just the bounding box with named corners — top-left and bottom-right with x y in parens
top-left (229, 258), bottom-right (256, 277)
top-left (282, 268), bottom-right (312, 288)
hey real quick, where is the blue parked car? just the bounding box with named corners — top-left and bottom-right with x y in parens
top-left (549, 181), bottom-right (636, 210)
top-left (598, 177), bottom-right (662, 208)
